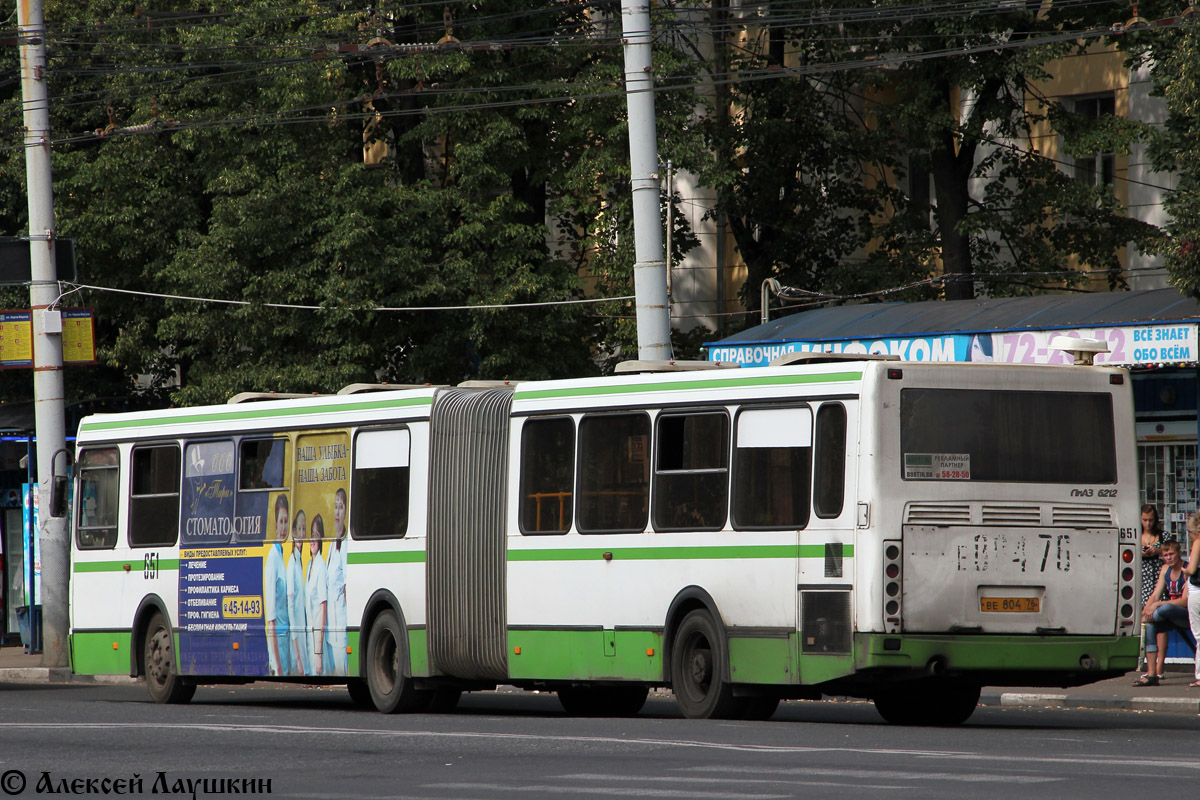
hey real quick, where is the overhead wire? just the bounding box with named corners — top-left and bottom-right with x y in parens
top-left (61, 282), bottom-right (636, 312)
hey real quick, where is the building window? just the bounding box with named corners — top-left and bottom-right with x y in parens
top-left (519, 417), bottom-right (575, 535)
top-left (732, 406), bottom-right (812, 530)
top-left (129, 445), bottom-right (181, 548)
top-left (653, 411), bottom-right (729, 531)
top-left (577, 413), bottom-right (650, 534)
top-left (1072, 95), bottom-right (1116, 187)
top-left (76, 448), bottom-right (120, 550)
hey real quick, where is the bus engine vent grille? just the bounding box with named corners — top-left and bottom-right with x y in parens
top-left (980, 504), bottom-right (1041, 526)
top-left (801, 591), bottom-right (851, 654)
top-left (1051, 505), bottom-right (1113, 527)
top-left (904, 502), bottom-right (971, 525)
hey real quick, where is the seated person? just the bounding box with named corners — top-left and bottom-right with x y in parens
top-left (1135, 539), bottom-right (1195, 686)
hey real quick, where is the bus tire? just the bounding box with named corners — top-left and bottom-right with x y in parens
top-left (737, 696), bottom-right (780, 721)
top-left (670, 610), bottom-right (745, 719)
top-left (558, 685), bottom-right (648, 717)
top-left (873, 682), bottom-right (979, 726)
top-left (365, 610), bottom-right (428, 713)
top-left (346, 678), bottom-right (372, 708)
top-left (426, 687), bottom-right (462, 713)
top-left (143, 612), bottom-right (195, 704)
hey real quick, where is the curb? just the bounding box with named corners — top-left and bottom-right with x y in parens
top-left (981, 691), bottom-right (1200, 714)
top-left (0, 668), bottom-right (139, 686)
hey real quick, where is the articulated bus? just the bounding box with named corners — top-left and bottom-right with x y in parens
top-left (69, 357), bottom-right (1140, 724)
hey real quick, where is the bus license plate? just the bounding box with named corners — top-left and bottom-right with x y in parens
top-left (980, 597), bottom-right (1040, 613)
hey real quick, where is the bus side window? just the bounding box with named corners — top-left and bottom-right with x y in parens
top-left (239, 439), bottom-right (288, 490)
top-left (732, 406), bottom-right (812, 530)
top-left (653, 412), bottom-right (729, 531)
top-left (129, 445), bottom-right (181, 548)
top-left (577, 413), bottom-right (650, 534)
top-left (814, 403), bottom-right (847, 518)
top-left (519, 417), bottom-right (575, 535)
top-left (76, 448), bottom-right (120, 550)
top-left (351, 428), bottom-right (410, 539)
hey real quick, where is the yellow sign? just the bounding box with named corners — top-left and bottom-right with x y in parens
top-left (0, 308), bottom-right (96, 368)
top-left (222, 596), bottom-right (263, 619)
top-left (0, 311), bottom-right (32, 366)
top-left (62, 309), bottom-right (96, 364)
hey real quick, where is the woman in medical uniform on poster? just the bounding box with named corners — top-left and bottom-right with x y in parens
top-left (307, 514), bottom-right (328, 675)
top-left (326, 487), bottom-right (349, 675)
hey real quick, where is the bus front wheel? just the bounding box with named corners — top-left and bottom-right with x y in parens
top-left (143, 612), bottom-right (195, 704)
top-left (365, 610), bottom-right (429, 713)
top-left (346, 678), bottom-right (372, 708)
top-left (670, 610), bottom-right (744, 719)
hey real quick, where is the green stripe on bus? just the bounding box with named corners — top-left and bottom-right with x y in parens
top-left (72, 546), bottom-right (843, 571)
top-left (73, 559), bottom-right (180, 573)
top-left (508, 628), bottom-right (663, 682)
top-left (518, 371), bottom-right (862, 400)
top-left (71, 631), bottom-right (132, 675)
top-left (347, 551), bottom-right (426, 565)
top-left (77, 396), bottom-right (434, 433)
top-left (508, 544), bottom-right (852, 562)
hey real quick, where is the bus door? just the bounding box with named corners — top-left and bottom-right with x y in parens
top-left (73, 447), bottom-right (125, 658)
top-left (796, 401), bottom-right (855, 673)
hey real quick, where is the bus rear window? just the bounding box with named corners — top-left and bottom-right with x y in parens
top-left (900, 388), bottom-right (1117, 483)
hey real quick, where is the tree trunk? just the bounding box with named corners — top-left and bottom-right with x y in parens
top-left (929, 82), bottom-right (978, 302)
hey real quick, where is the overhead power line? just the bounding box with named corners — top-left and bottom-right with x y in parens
top-left (63, 282), bottom-right (636, 312)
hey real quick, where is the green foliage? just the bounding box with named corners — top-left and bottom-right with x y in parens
top-left (0, 0), bottom-right (706, 405)
top-left (1143, 19), bottom-right (1200, 296)
top-left (698, 0), bottom-right (1162, 308)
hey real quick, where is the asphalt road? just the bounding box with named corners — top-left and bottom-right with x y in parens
top-left (0, 683), bottom-right (1194, 800)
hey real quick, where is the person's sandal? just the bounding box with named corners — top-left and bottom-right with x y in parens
top-left (1133, 675), bottom-right (1159, 686)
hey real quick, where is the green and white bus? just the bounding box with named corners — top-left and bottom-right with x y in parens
top-left (69, 357), bottom-right (1140, 724)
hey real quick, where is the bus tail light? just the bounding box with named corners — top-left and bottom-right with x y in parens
top-left (883, 539), bottom-right (902, 633)
top-left (1118, 545), bottom-right (1137, 627)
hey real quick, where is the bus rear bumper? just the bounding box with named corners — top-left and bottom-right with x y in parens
top-left (846, 632), bottom-right (1139, 689)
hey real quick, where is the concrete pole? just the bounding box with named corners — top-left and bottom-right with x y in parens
top-left (17, 0), bottom-right (69, 667)
top-left (621, 0), bottom-right (673, 361)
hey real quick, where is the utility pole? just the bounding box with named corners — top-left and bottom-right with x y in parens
top-left (17, 0), bottom-right (69, 667)
top-left (620, 0), bottom-right (672, 361)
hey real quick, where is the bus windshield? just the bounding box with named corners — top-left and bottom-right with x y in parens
top-left (900, 388), bottom-right (1117, 484)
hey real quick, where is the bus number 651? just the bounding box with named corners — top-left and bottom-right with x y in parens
top-left (144, 553), bottom-right (158, 580)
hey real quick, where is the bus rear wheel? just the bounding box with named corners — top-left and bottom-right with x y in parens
top-left (737, 696), bottom-right (780, 721)
top-left (671, 610), bottom-right (744, 719)
top-left (873, 682), bottom-right (980, 726)
top-left (365, 610), bottom-right (429, 713)
top-left (143, 612), bottom-right (195, 704)
top-left (558, 685), bottom-right (648, 717)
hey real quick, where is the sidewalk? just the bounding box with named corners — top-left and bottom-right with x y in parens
top-left (0, 645), bottom-right (1195, 714)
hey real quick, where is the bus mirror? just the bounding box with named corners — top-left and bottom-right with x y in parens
top-left (51, 475), bottom-right (68, 518)
top-left (50, 447), bottom-right (73, 518)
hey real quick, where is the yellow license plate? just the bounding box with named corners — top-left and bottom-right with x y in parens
top-left (980, 597), bottom-right (1040, 613)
